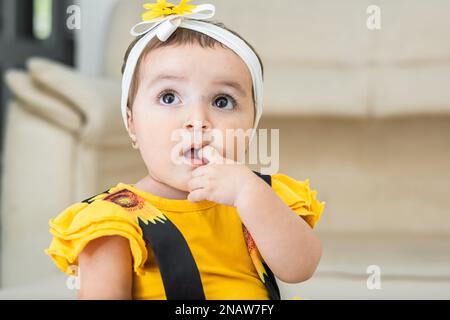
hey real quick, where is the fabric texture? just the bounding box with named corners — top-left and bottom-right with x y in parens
top-left (45, 173), bottom-right (325, 299)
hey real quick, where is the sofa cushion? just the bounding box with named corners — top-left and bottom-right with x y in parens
top-left (317, 232), bottom-right (450, 278)
top-left (372, 65), bottom-right (450, 117)
top-left (277, 231), bottom-right (450, 299)
top-left (27, 58), bottom-right (127, 147)
top-left (5, 70), bottom-right (82, 132)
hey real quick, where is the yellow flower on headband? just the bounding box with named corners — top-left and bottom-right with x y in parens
top-left (142, 0), bottom-right (197, 21)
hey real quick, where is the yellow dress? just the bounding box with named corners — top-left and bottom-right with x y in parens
top-left (45, 173), bottom-right (325, 300)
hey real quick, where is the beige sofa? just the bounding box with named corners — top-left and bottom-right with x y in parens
top-left (1, 0), bottom-right (450, 299)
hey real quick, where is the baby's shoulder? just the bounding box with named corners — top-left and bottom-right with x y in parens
top-left (46, 183), bottom-right (151, 276)
top-left (49, 184), bottom-right (137, 228)
top-left (253, 171), bottom-right (306, 189)
top-left (270, 172), bottom-right (313, 194)
top-left (268, 172), bottom-right (326, 229)
top-left (50, 183), bottom-right (166, 231)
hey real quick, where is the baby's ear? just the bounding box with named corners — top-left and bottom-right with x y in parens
top-left (126, 107), bottom-right (136, 135)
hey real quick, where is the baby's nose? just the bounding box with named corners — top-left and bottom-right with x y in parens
top-left (183, 119), bottom-right (211, 131)
top-left (183, 103), bottom-right (212, 130)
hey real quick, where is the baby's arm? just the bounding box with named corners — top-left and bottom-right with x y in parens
top-left (77, 236), bottom-right (133, 300)
top-left (235, 175), bottom-right (323, 284)
top-left (188, 147), bottom-right (322, 283)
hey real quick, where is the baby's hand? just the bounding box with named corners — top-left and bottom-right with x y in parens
top-left (187, 145), bottom-right (257, 207)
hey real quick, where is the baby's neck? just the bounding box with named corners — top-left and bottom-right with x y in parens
top-left (133, 174), bottom-right (189, 200)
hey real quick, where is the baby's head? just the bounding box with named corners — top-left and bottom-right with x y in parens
top-left (121, 21), bottom-right (264, 192)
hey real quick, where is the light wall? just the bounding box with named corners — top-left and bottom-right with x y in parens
top-left (76, 0), bottom-right (120, 76)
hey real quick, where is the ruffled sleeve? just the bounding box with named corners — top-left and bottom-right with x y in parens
top-left (271, 173), bottom-right (325, 229)
top-left (44, 191), bottom-right (149, 276)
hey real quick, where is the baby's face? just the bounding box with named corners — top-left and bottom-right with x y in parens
top-left (128, 43), bottom-right (255, 192)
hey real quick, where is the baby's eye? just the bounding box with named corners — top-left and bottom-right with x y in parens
top-left (213, 95), bottom-right (236, 110)
top-left (158, 91), bottom-right (181, 105)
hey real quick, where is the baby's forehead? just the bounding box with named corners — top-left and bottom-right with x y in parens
top-left (143, 43), bottom-right (243, 68)
top-left (140, 44), bottom-right (253, 90)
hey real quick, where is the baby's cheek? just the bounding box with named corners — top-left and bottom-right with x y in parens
top-left (139, 136), bottom-right (177, 168)
top-left (217, 129), bottom-right (250, 162)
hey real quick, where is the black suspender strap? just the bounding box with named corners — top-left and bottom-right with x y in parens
top-left (252, 170), bottom-right (272, 186)
top-left (138, 218), bottom-right (206, 300)
top-left (251, 171), bottom-right (282, 300)
top-left (136, 171), bottom-right (281, 300)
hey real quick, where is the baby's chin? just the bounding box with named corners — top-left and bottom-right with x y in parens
top-left (150, 155), bottom-right (208, 193)
top-left (166, 162), bottom-right (197, 190)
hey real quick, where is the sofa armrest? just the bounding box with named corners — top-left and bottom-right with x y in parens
top-left (4, 70), bottom-right (83, 133)
top-left (27, 57), bottom-right (127, 146)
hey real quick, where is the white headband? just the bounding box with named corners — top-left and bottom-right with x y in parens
top-left (121, 2), bottom-right (264, 144)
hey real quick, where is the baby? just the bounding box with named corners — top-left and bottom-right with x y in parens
top-left (45, 1), bottom-right (325, 300)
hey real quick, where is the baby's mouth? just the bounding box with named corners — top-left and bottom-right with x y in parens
top-left (183, 147), bottom-right (208, 166)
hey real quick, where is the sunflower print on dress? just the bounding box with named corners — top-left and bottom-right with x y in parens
top-left (82, 187), bottom-right (167, 225)
top-left (242, 224), bottom-right (269, 283)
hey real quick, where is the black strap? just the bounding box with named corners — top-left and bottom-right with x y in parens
top-left (81, 189), bottom-right (110, 204)
top-left (137, 171), bottom-right (280, 300)
top-left (138, 218), bottom-right (206, 300)
top-left (252, 171), bottom-right (281, 300)
top-left (253, 170), bottom-right (272, 186)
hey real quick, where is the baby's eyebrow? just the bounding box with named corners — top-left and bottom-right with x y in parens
top-left (148, 74), bottom-right (186, 86)
top-left (148, 74), bottom-right (248, 98)
top-left (212, 80), bottom-right (247, 98)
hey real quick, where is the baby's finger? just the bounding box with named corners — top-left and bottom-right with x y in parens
top-left (187, 189), bottom-right (207, 203)
top-left (200, 145), bottom-right (223, 165)
top-left (192, 164), bottom-right (208, 178)
top-left (187, 176), bottom-right (206, 192)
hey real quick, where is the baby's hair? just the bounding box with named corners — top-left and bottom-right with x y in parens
top-left (121, 21), bottom-right (264, 110)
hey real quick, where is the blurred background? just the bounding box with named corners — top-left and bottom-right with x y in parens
top-left (0, 0), bottom-right (449, 299)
